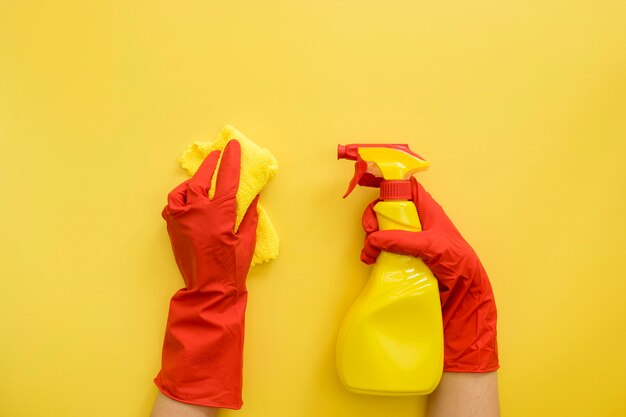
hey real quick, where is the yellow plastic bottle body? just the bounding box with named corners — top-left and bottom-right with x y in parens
top-left (336, 200), bottom-right (444, 395)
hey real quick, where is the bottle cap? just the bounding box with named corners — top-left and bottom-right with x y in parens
top-left (380, 180), bottom-right (412, 200)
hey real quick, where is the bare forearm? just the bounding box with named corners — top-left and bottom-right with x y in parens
top-left (426, 371), bottom-right (500, 417)
top-left (151, 393), bottom-right (217, 417)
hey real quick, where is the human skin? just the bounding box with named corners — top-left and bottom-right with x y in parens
top-left (151, 393), bottom-right (216, 417)
top-left (426, 371), bottom-right (500, 417)
top-left (151, 371), bottom-right (500, 417)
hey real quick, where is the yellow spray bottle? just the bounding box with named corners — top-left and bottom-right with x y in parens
top-left (336, 144), bottom-right (443, 396)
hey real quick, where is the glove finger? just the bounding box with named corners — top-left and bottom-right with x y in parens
top-left (188, 150), bottom-right (221, 203)
top-left (367, 229), bottom-right (432, 259)
top-left (237, 194), bottom-right (260, 239)
top-left (411, 177), bottom-right (446, 230)
top-left (361, 234), bottom-right (382, 265)
top-left (166, 179), bottom-right (190, 213)
top-left (214, 140), bottom-right (241, 200)
top-left (238, 195), bottom-right (260, 275)
top-left (360, 246), bottom-right (379, 265)
top-left (361, 198), bottom-right (380, 234)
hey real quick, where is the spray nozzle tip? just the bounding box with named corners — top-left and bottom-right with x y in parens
top-left (337, 145), bottom-right (346, 160)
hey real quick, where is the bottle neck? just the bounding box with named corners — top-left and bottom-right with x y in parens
top-left (380, 180), bottom-right (412, 200)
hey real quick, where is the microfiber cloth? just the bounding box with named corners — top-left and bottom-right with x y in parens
top-left (178, 125), bottom-right (279, 266)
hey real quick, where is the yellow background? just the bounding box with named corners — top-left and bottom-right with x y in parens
top-left (1, 1), bottom-right (625, 416)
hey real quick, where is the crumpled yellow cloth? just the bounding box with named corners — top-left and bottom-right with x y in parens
top-left (178, 125), bottom-right (279, 266)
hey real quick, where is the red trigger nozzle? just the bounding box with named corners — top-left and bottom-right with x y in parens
top-left (343, 156), bottom-right (368, 198)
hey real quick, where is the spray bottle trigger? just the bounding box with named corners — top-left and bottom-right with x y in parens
top-left (343, 156), bottom-right (368, 198)
top-left (358, 172), bottom-right (383, 188)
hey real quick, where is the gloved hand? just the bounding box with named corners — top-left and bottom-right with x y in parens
top-left (361, 177), bottom-right (499, 372)
top-left (154, 140), bottom-right (260, 409)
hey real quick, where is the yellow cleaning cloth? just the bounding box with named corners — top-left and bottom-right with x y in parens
top-left (178, 125), bottom-right (279, 266)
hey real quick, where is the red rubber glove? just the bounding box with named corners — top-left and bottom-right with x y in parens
top-left (154, 140), bottom-right (260, 409)
top-left (361, 177), bottom-right (499, 373)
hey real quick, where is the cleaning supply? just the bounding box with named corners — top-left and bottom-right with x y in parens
top-left (336, 144), bottom-right (444, 395)
top-left (155, 141), bottom-right (261, 409)
top-left (178, 125), bottom-right (279, 266)
top-left (362, 178), bottom-right (499, 373)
